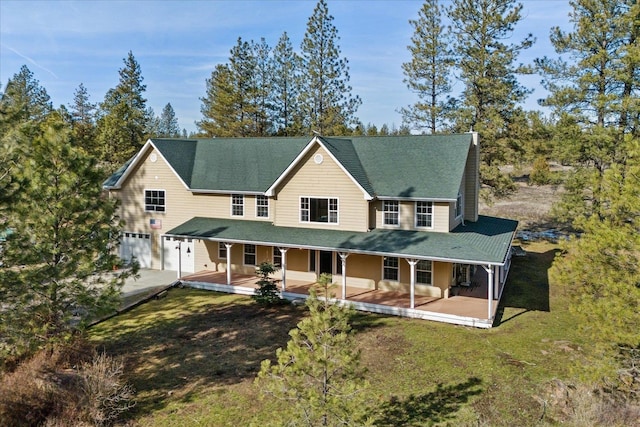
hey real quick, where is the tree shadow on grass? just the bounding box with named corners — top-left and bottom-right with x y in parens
top-left (90, 289), bottom-right (307, 419)
top-left (494, 248), bottom-right (559, 326)
top-left (373, 377), bottom-right (483, 426)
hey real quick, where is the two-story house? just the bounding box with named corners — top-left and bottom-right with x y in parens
top-left (104, 133), bottom-right (518, 327)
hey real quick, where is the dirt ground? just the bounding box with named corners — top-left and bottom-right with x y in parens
top-left (479, 166), bottom-right (567, 231)
top-left (480, 181), bottom-right (564, 230)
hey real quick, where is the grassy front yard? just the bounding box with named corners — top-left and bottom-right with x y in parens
top-left (89, 240), bottom-right (592, 426)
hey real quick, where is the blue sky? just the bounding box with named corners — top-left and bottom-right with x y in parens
top-left (1, 0), bottom-right (572, 134)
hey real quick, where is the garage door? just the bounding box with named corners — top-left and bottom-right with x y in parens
top-left (120, 232), bottom-right (152, 269)
top-left (163, 236), bottom-right (195, 274)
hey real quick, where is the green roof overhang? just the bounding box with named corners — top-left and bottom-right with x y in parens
top-left (164, 216), bottom-right (518, 266)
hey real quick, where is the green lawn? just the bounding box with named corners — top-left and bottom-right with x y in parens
top-left (90, 241), bottom-right (592, 426)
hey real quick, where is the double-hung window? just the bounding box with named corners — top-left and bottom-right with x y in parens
top-left (416, 260), bottom-right (432, 285)
top-left (455, 191), bottom-right (463, 218)
top-left (231, 194), bottom-right (244, 216)
top-left (256, 195), bottom-right (269, 218)
top-left (300, 197), bottom-right (338, 223)
top-left (145, 190), bottom-right (165, 212)
top-left (273, 247), bottom-right (282, 267)
top-left (218, 242), bottom-right (227, 259)
top-left (383, 201), bottom-right (399, 226)
top-left (244, 244), bottom-right (256, 265)
top-left (415, 201), bottom-right (433, 228)
top-left (383, 256), bottom-right (399, 281)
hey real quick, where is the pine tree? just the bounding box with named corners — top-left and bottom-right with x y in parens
top-left (95, 51), bottom-right (149, 170)
top-left (252, 262), bottom-right (281, 305)
top-left (197, 63), bottom-right (239, 137)
top-left (300, 0), bottom-right (361, 136)
top-left (157, 103), bottom-right (181, 137)
top-left (0, 111), bottom-right (133, 359)
top-left (256, 274), bottom-right (371, 426)
top-left (69, 83), bottom-right (97, 152)
top-left (401, 0), bottom-right (454, 134)
top-left (253, 38), bottom-right (274, 136)
top-left (272, 32), bottom-right (304, 136)
top-left (447, 0), bottom-right (534, 198)
top-left (537, 0), bottom-right (639, 223)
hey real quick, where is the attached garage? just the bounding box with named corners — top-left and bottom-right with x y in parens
top-left (120, 232), bottom-right (152, 269)
top-left (162, 236), bottom-right (195, 274)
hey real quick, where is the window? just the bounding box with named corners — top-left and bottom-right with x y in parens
top-left (244, 244), bottom-right (256, 265)
top-left (144, 190), bottom-right (165, 212)
top-left (309, 250), bottom-right (316, 272)
top-left (218, 242), bottom-right (227, 259)
top-left (273, 247), bottom-right (282, 267)
top-left (415, 201), bottom-right (433, 228)
top-left (231, 194), bottom-right (244, 216)
top-left (256, 195), bottom-right (269, 218)
top-left (383, 201), bottom-right (399, 226)
top-left (300, 197), bottom-right (338, 223)
top-left (416, 260), bottom-right (432, 285)
top-left (383, 257), bottom-right (399, 281)
top-left (455, 192), bottom-right (463, 218)
top-left (336, 253), bottom-right (342, 275)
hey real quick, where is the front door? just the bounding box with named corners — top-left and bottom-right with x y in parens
top-left (319, 251), bottom-right (333, 276)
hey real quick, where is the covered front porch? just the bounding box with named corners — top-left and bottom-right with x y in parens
top-left (180, 266), bottom-right (503, 328)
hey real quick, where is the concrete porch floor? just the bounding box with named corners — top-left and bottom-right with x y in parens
top-left (181, 269), bottom-right (500, 323)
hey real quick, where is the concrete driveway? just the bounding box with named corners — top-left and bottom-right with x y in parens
top-left (122, 269), bottom-right (181, 297)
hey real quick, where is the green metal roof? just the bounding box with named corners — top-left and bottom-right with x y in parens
top-left (104, 134), bottom-right (474, 200)
top-left (165, 215), bottom-right (518, 265)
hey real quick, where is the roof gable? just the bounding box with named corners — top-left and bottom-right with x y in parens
top-left (266, 136), bottom-right (374, 199)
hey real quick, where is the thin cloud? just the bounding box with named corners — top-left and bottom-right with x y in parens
top-left (2, 44), bottom-right (59, 79)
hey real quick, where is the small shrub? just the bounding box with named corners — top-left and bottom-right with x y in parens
top-left (253, 262), bottom-right (283, 305)
top-left (529, 157), bottom-right (552, 185)
top-left (79, 352), bottom-right (136, 427)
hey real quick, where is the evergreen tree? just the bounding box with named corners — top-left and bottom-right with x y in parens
top-left (157, 103), bottom-right (181, 137)
top-left (272, 32), bottom-right (303, 136)
top-left (256, 274), bottom-right (370, 426)
top-left (300, 0), bottom-right (361, 135)
top-left (0, 65), bottom-right (52, 125)
top-left (447, 0), bottom-right (534, 198)
top-left (252, 262), bottom-right (282, 305)
top-left (229, 37), bottom-right (259, 136)
top-left (401, 0), bottom-right (454, 134)
top-left (253, 38), bottom-right (274, 136)
top-left (197, 63), bottom-right (239, 137)
top-left (68, 83), bottom-right (97, 152)
top-left (537, 0), bottom-right (639, 223)
top-left (551, 135), bottom-right (639, 352)
top-left (0, 112), bottom-right (133, 359)
top-left (95, 51), bottom-right (149, 170)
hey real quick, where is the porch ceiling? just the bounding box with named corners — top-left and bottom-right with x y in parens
top-left (165, 215), bottom-right (517, 265)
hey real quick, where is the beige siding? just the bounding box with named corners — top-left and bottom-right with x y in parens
top-left (272, 145), bottom-right (369, 231)
top-left (432, 202), bottom-right (450, 232)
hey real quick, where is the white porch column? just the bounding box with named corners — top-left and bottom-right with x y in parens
top-left (176, 240), bottom-right (182, 279)
top-left (406, 259), bottom-right (419, 309)
top-left (279, 247), bottom-right (289, 292)
top-left (494, 266), bottom-right (500, 299)
top-left (482, 264), bottom-right (494, 320)
top-left (338, 252), bottom-right (350, 300)
top-left (225, 243), bottom-right (234, 285)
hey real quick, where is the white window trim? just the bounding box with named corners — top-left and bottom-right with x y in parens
top-left (382, 256), bottom-right (400, 282)
top-left (243, 244), bottom-right (256, 266)
top-left (231, 194), bottom-right (244, 217)
top-left (299, 196), bottom-right (339, 225)
top-left (144, 189), bottom-right (166, 213)
top-left (415, 201), bottom-right (434, 229)
top-left (416, 260), bottom-right (433, 285)
top-left (256, 195), bottom-right (269, 218)
top-left (382, 200), bottom-right (400, 227)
